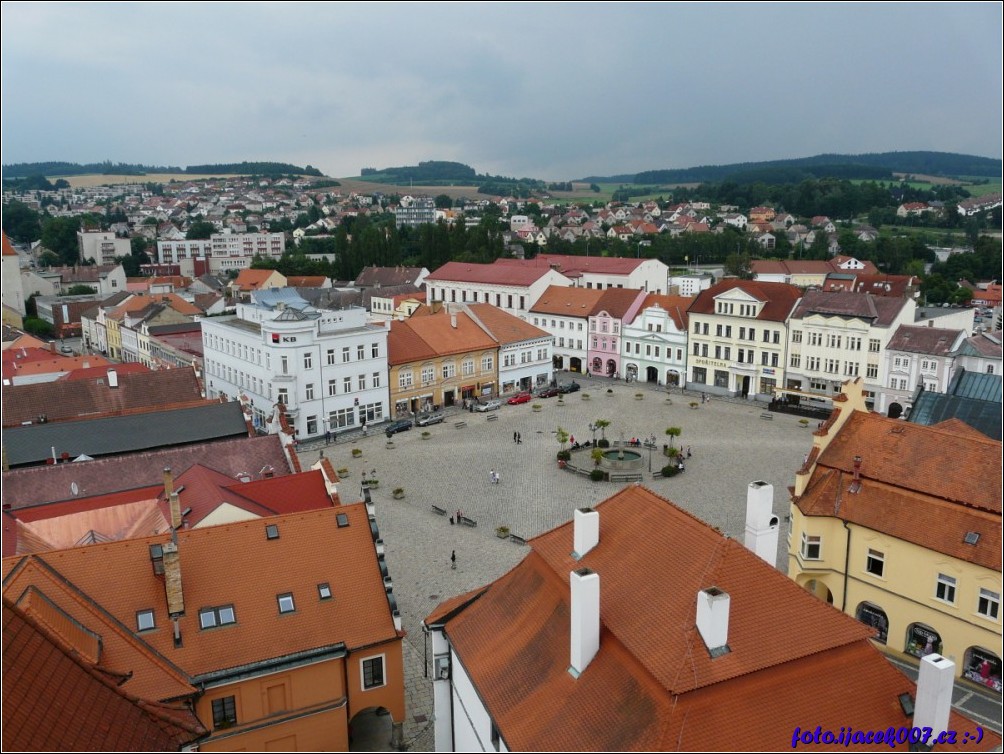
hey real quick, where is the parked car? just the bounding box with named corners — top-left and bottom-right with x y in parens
top-left (474, 400), bottom-right (501, 412)
top-left (385, 419), bottom-right (413, 437)
top-left (535, 386), bottom-right (560, 399)
top-left (416, 412), bottom-right (445, 426)
top-left (507, 392), bottom-right (533, 405)
top-left (558, 381), bottom-right (580, 394)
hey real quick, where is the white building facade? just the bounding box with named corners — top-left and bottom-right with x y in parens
top-left (77, 230), bottom-right (130, 265)
top-left (158, 232), bottom-right (286, 274)
top-left (201, 289), bottom-right (390, 440)
top-left (877, 325), bottom-right (965, 417)
top-left (425, 262), bottom-right (572, 320)
top-left (786, 292), bottom-right (916, 410)
top-left (621, 297), bottom-right (690, 387)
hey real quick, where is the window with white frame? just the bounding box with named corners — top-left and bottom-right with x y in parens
top-left (328, 379), bottom-right (337, 396)
top-left (372, 371), bottom-right (381, 388)
top-left (398, 370), bottom-right (413, 389)
top-left (343, 376), bottom-right (352, 393)
top-left (357, 345), bottom-right (365, 360)
top-left (421, 366), bottom-right (435, 385)
top-left (358, 374), bottom-right (367, 390)
top-left (935, 573), bottom-right (956, 604)
top-left (329, 407), bottom-right (354, 428)
top-left (978, 588), bottom-right (1000, 620)
top-left (800, 533), bottom-right (821, 560)
top-left (304, 353), bottom-right (312, 370)
top-left (462, 359), bottom-right (474, 376)
top-left (865, 549), bottom-right (884, 577)
top-left (305, 383), bottom-right (314, 401)
top-left (866, 363), bottom-right (878, 379)
top-left (442, 362), bottom-right (456, 379)
top-left (481, 355), bottom-right (493, 372)
top-left (327, 349), bottom-right (336, 365)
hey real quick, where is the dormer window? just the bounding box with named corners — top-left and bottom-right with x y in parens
top-left (136, 609), bottom-right (155, 632)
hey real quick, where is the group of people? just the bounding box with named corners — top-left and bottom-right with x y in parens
top-left (512, 432), bottom-right (522, 444)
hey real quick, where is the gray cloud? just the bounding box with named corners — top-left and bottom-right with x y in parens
top-left (2, 2), bottom-right (1000, 180)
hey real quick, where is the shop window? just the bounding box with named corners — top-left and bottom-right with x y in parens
top-left (964, 647), bottom-right (1002, 693)
top-left (905, 623), bottom-right (941, 658)
top-left (855, 602), bottom-right (888, 644)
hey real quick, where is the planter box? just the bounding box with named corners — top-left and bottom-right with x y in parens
top-left (392, 491), bottom-right (405, 500)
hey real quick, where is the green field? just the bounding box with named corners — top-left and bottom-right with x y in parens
top-left (959, 180), bottom-right (1002, 196)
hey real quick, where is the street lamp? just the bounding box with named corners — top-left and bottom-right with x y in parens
top-left (588, 422), bottom-right (597, 444)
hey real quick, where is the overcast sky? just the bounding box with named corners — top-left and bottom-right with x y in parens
top-left (2, 3), bottom-right (1001, 180)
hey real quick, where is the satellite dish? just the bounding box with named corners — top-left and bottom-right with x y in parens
top-left (71, 482), bottom-right (79, 496)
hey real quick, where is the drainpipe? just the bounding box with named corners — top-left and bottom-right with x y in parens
top-left (841, 519), bottom-right (852, 613)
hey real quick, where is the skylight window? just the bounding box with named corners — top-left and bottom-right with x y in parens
top-left (278, 593), bottom-right (296, 614)
top-left (964, 531), bottom-right (980, 545)
top-left (318, 583), bottom-right (332, 600)
top-left (266, 524), bottom-right (279, 540)
top-left (336, 513), bottom-right (349, 528)
top-left (200, 605), bottom-right (237, 629)
top-left (136, 609), bottom-right (155, 632)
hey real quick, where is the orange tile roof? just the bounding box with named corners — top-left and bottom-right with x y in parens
top-left (639, 293), bottom-right (694, 329)
top-left (2, 232), bottom-right (16, 256)
top-left (3, 504), bottom-right (398, 681)
top-left (795, 411), bottom-right (1002, 569)
top-left (388, 310), bottom-right (497, 365)
top-left (3, 600), bottom-right (207, 751)
top-left (233, 268), bottom-right (283, 290)
top-left (594, 287), bottom-right (646, 319)
top-left (430, 486), bottom-right (998, 751)
top-left (528, 285), bottom-right (604, 316)
top-left (466, 304), bottom-right (551, 345)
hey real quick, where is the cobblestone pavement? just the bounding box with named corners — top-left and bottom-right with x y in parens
top-left (296, 373), bottom-right (1001, 748)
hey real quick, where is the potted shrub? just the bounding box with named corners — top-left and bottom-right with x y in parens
top-left (591, 448), bottom-right (604, 467)
top-left (799, 418), bottom-right (810, 428)
top-left (351, 447), bottom-right (363, 458)
top-left (532, 403), bottom-right (542, 412)
top-left (689, 401), bottom-right (699, 409)
top-left (496, 525), bottom-right (511, 539)
top-left (581, 392), bottom-right (590, 400)
top-left (635, 392), bottom-right (644, 400)
top-left (606, 388), bottom-right (614, 396)
top-left (556, 449), bottom-right (571, 462)
top-left (421, 430), bottom-right (431, 439)
top-left (337, 467), bottom-right (350, 478)
top-left (392, 487), bottom-right (405, 499)
top-left (589, 468), bottom-right (605, 482)
top-left (662, 464), bottom-right (681, 478)
top-left (385, 439), bottom-right (395, 449)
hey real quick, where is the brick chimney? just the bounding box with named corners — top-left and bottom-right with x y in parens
top-left (914, 654), bottom-right (954, 736)
top-left (572, 507), bottom-right (599, 560)
top-left (569, 567), bottom-right (600, 677)
top-left (696, 587), bottom-right (730, 656)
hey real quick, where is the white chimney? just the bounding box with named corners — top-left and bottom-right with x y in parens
top-left (914, 653), bottom-right (954, 735)
top-left (696, 587), bottom-right (730, 655)
top-left (743, 481), bottom-right (779, 565)
top-left (572, 507), bottom-right (599, 559)
top-left (450, 313), bottom-right (457, 329)
top-left (569, 567), bottom-right (600, 677)
top-left (107, 369), bottom-right (118, 388)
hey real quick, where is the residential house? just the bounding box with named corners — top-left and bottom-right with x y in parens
top-left (158, 232), bottom-right (286, 275)
top-left (202, 288), bottom-right (389, 439)
top-left (529, 286), bottom-right (604, 375)
top-left (785, 290), bottom-right (917, 410)
top-left (586, 288), bottom-right (648, 378)
top-left (877, 325), bottom-right (966, 416)
top-left (466, 303), bottom-right (553, 395)
top-left (2, 345), bottom-right (113, 386)
top-left (77, 230), bottom-right (130, 265)
top-left (3, 503), bottom-right (406, 751)
top-left (285, 276), bottom-right (332, 289)
top-left (789, 379), bottom-right (1002, 691)
top-left (425, 483), bottom-right (997, 751)
top-left (721, 212), bottom-right (748, 230)
top-left (230, 269), bottom-right (288, 301)
top-left (620, 294), bottom-right (692, 386)
top-left (387, 304), bottom-right (499, 415)
top-left (686, 280), bottom-right (801, 399)
top-left (748, 205), bottom-right (776, 223)
top-left (953, 330), bottom-right (1003, 376)
top-left (425, 260), bottom-right (572, 320)
top-left (751, 258), bottom-right (879, 288)
top-left (957, 193), bottom-right (1003, 216)
top-left (667, 272), bottom-right (713, 298)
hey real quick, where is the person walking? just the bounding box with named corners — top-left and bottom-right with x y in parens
top-left (451, 550), bottom-right (457, 570)
top-left (495, 470), bottom-right (501, 485)
top-left (514, 431), bottom-right (518, 443)
top-left (489, 468), bottom-right (495, 483)
top-left (517, 432), bottom-right (522, 444)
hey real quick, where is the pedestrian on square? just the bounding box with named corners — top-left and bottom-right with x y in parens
top-left (514, 431), bottom-right (518, 443)
top-left (517, 432), bottom-right (522, 444)
top-left (686, 446), bottom-right (692, 458)
top-left (449, 515), bottom-right (454, 526)
top-left (451, 550), bottom-right (457, 570)
top-left (489, 468), bottom-right (495, 483)
top-left (495, 470), bottom-right (501, 484)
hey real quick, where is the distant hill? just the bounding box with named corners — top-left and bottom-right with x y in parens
top-left (359, 160), bottom-right (547, 196)
top-left (584, 151), bottom-right (1001, 185)
top-left (2, 160), bottom-right (323, 178)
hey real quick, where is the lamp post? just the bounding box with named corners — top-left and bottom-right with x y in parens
top-left (588, 422), bottom-right (597, 444)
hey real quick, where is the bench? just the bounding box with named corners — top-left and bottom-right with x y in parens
top-left (454, 421), bottom-right (467, 429)
top-left (760, 412), bottom-right (773, 420)
top-left (431, 505), bottom-right (448, 516)
top-left (458, 515), bottom-right (477, 528)
top-left (609, 472), bottom-right (643, 483)
top-left (509, 534), bottom-right (527, 546)
top-left (651, 470), bottom-right (664, 479)
top-left (486, 414), bottom-right (498, 421)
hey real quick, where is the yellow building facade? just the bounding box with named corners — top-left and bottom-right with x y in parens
top-left (788, 380), bottom-right (1002, 692)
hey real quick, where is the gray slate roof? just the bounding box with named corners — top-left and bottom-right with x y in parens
top-left (4, 401), bottom-right (250, 468)
top-left (908, 369), bottom-right (1003, 441)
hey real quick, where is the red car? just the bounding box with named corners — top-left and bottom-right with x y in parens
top-left (507, 391), bottom-right (533, 405)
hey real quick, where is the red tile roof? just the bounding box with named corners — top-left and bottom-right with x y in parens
top-left (795, 411), bottom-right (1002, 569)
top-left (1, 434), bottom-right (294, 511)
top-left (507, 254), bottom-right (646, 276)
top-left (426, 260), bottom-right (569, 287)
top-left (466, 304), bottom-right (551, 345)
top-left (638, 293), bottom-right (694, 330)
top-left (3, 600), bottom-right (207, 751)
top-left (2, 366), bottom-right (206, 427)
top-left (429, 486), bottom-right (997, 751)
top-left (688, 280), bottom-right (802, 322)
top-left (887, 325), bottom-right (965, 355)
top-left (388, 309), bottom-right (497, 365)
top-left (790, 290), bottom-right (911, 326)
top-left (58, 361), bottom-right (150, 381)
